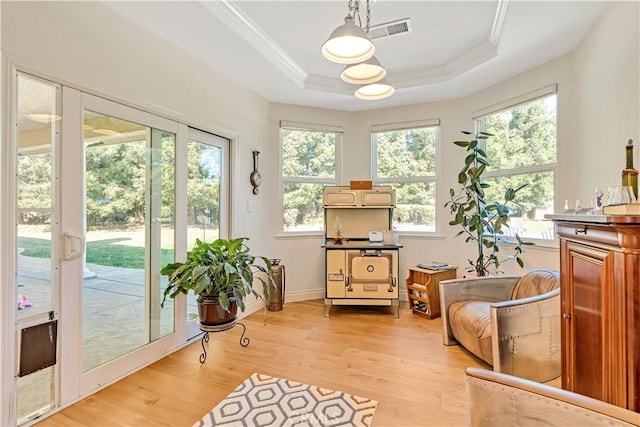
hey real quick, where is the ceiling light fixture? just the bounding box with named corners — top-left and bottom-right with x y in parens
top-left (354, 78), bottom-right (395, 100)
top-left (340, 55), bottom-right (386, 85)
top-left (321, 1), bottom-right (375, 64)
top-left (322, 0), bottom-right (394, 100)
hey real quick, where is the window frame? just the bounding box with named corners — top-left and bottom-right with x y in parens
top-left (473, 86), bottom-right (558, 242)
top-left (371, 119), bottom-right (441, 235)
top-left (279, 121), bottom-right (342, 235)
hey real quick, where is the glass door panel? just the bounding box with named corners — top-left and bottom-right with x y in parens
top-left (82, 111), bottom-right (175, 372)
top-left (187, 140), bottom-right (222, 246)
top-left (15, 73), bottom-right (60, 424)
top-left (185, 129), bottom-right (229, 335)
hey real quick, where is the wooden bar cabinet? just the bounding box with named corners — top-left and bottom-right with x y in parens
top-left (547, 214), bottom-right (640, 412)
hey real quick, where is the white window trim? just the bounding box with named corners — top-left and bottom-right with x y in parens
top-left (371, 118), bottom-right (440, 133)
top-left (280, 120), bottom-right (343, 134)
top-left (472, 84), bottom-right (557, 119)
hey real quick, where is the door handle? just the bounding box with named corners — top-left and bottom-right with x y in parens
top-left (63, 232), bottom-right (85, 261)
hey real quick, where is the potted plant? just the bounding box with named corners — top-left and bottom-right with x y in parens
top-left (160, 237), bottom-right (275, 325)
top-left (445, 131), bottom-right (532, 277)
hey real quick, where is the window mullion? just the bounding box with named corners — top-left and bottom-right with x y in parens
top-left (484, 163), bottom-right (556, 178)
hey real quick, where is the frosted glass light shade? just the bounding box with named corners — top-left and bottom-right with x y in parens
top-left (321, 15), bottom-right (375, 64)
top-left (355, 79), bottom-right (395, 100)
top-left (340, 56), bottom-right (386, 84)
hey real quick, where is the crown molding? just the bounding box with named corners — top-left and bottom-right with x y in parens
top-left (210, 0), bottom-right (509, 93)
top-left (203, 0), bottom-right (308, 85)
top-left (490, 0), bottom-right (510, 46)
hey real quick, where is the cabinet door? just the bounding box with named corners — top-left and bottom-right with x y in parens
top-left (561, 240), bottom-right (621, 404)
top-left (326, 250), bottom-right (346, 298)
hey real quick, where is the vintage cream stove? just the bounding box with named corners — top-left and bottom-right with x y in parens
top-left (322, 186), bottom-right (402, 318)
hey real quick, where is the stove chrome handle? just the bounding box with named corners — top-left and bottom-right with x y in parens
top-left (360, 251), bottom-right (382, 257)
top-left (346, 276), bottom-right (353, 292)
top-left (388, 276), bottom-right (396, 292)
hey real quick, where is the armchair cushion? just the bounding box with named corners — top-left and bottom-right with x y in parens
top-left (511, 269), bottom-right (560, 299)
top-left (448, 301), bottom-right (493, 364)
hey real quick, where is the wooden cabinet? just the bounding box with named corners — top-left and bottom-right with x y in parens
top-left (405, 267), bottom-right (457, 319)
top-left (550, 215), bottom-right (640, 412)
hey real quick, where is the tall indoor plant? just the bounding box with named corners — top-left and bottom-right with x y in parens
top-left (161, 237), bottom-right (275, 325)
top-left (445, 131), bottom-right (532, 276)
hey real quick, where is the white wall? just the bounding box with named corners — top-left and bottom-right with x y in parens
top-left (571, 1), bottom-right (640, 201)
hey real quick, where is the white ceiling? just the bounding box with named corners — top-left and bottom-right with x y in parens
top-left (103, 0), bottom-right (609, 112)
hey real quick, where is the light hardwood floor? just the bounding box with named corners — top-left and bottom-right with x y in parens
top-left (37, 300), bottom-right (489, 427)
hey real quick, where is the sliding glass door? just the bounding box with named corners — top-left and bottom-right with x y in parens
top-left (60, 92), bottom-right (180, 396)
top-left (7, 71), bottom-right (231, 426)
top-left (80, 108), bottom-right (176, 372)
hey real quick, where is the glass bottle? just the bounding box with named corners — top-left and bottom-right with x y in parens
top-left (334, 216), bottom-right (342, 237)
top-left (622, 139), bottom-right (638, 200)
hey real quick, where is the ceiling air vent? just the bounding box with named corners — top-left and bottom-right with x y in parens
top-left (368, 18), bottom-right (412, 40)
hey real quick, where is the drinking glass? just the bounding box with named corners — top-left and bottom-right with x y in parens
top-left (574, 199), bottom-right (582, 213)
top-left (608, 186), bottom-right (624, 205)
top-left (594, 187), bottom-right (604, 213)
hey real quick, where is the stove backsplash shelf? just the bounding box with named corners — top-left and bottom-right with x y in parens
top-left (323, 186), bottom-right (395, 209)
top-left (323, 186), bottom-right (395, 240)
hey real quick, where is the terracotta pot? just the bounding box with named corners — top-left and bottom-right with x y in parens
top-left (197, 294), bottom-right (238, 326)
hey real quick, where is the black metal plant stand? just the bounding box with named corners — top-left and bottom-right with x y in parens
top-left (198, 319), bottom-right (249, 364)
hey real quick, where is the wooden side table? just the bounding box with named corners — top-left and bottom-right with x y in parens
top-left (406, 267), bottom-right (457, 319)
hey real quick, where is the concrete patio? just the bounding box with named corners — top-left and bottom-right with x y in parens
top-left (16, 252), bottom-right (196, 421)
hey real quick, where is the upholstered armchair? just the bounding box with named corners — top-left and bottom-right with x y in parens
top-left (439, 269), bottom-right (560, 382)
top-left (466, 368), bottom-right (640, 426)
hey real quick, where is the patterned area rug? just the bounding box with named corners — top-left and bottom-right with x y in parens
top-left (194, 373), bottom-right (378, 427)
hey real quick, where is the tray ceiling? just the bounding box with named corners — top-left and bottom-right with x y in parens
top-left (104, 0), bottom-right (609, 112)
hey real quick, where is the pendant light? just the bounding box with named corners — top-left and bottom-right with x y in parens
top-left (321, 0), bottom-right (375, 64)
top-left (321, 15), bottom-right (375, 64)
top-left (355, 78), bottom-right (395, 100)
top-left (322, 0), bottom-right (394, 100)
top-left (340, 55), bottom-right (386, 85)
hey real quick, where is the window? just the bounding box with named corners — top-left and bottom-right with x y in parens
top-left (372, 120), bottom-right (439, 232)
top-left (474, 88), bottom-right (557, 240)
top-left (280, 121), bottom-right (341, 232)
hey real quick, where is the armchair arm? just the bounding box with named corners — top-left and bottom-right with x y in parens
top-left (439, 276), bottom-right (520, 345)
top-left (466, 367), bottom-right (639, 426)
top-left (490, 288), bottom-right (561, 382)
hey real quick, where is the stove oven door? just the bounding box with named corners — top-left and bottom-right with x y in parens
top-left (347, 250), bottom-right (398, 298)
